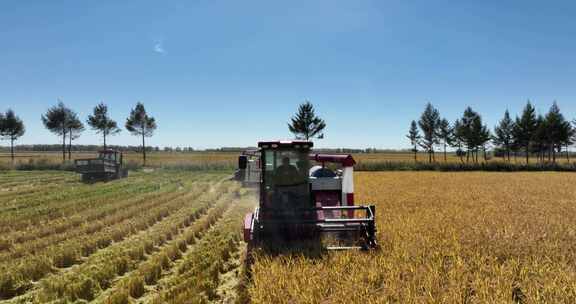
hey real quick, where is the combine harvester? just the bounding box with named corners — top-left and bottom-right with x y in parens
top-left (74, 149), bottom-right (128, 182)
top-left (240, 140), bottom-right (377, 251)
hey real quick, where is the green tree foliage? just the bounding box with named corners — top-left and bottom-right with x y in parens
top-left (451, 119), bottom-right (466, 162)
top-left (437, 118), bottom-right (453, 162)
top-left (562, 120), bottom-right (575, 161)
top-left (455, 107), bottom-right (490, 163)
top-left (543, 102), bottom-right (568, 162)
top-left (42, 102), bottom-right (72, 162)
top-left (493, 110), bottom-right (514, 162)
top-left (417, 103), bottom-right (441, 163)
top-left (479, 123), bottom-right (492, 162)
top-left (288, 101), bottom-right (326, 141)
top-left (66, 110), bottom-right (84, 160)
top-left (0, 109), bottom-right (25, 162)
top-left (406, 120), bottom-right (420, 161)
top-left (513, 101), bottom-right (538, 164)
top-left (126, 102), bottom-right (157, 166)
top-left (87, 103), bottom-right (121, 149)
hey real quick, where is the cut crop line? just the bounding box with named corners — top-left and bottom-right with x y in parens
top-left (94, 184), bottom-right (240, 303)
top-left (25, 182), bottom-right (238, 303)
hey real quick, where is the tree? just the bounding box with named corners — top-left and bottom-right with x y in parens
top-left (569, 120), bottom-right (576, 162)
top-left (493, 110), bottom-right (514, 162)
top-left (533, 115), bottom-right (547, 162)
top-left (544, 102), bottom-right (568, 163)
top-left (288, 101), bottom-right (326, 141)
top-left (437, 118), bottom-right (453, 162)
top-left (42, 102), bottom-right (72, 162)
top-left (561, 120), bottom-right (575, 162)
top-left (457, 107), bottom-right (478, 163)
top-left (66, 110), bottom-right (84, 160)
top-left (418, 103), bottom-right (441, 163)
top-left (87, 103), bottom-right (121, 149)
top-left (513, 101), bottom-right (538, 164)
top-left (126, 102), bottom-right (157, 166)
top-left (406, 120), bottom-right (420, 162)
top-left (452, 107), bottom-right (490, 163)
top-left (479, 123), bottom-right (491, 162)
top-left (0, 109), bottom-right (25, 162)
top-left (452, 119), bottom-right (466, 163)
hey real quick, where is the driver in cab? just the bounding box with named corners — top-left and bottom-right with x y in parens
top-left (274, 157), bottom-right (300, 186)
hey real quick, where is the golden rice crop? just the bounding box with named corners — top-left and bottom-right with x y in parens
top-left (249, 172), bottom-right (576, 303)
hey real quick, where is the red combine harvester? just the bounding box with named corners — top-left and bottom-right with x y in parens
top-left (242, 140), bottom-right (377, 250)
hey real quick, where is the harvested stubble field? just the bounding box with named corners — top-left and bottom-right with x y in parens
top-left (249, 172), bottom-right (576, 303)
top-left (2, 170), bottom-right (576, 304)
top-left (0, 152), bottom-right (239, 170)
top-left (0, 170), bottom-right (254, 304)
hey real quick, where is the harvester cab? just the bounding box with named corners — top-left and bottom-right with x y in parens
top-left (74, 149), bottom-right (128, 182)
top-left (243, 140), bottom-right (378, 251)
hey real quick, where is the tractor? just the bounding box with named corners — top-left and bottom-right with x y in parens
top-left (242, 140), bottom-right (377, 251)
top-left (74, 149), bottom-right (128, 182)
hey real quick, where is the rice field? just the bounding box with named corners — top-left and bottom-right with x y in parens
top-left (1, 151), bottom-right (572, 171)
top-left (249, 172), bottom-right (576, 303)
top-left (2, 169), bottom-right (576, 303)
top-left (0, 151), bottom-right (238, 169)
top-left (0, 170), bottom-right (254, 303)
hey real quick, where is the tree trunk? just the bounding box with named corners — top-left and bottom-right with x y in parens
top-left (413, 146), bottom-right (417, 162)
top-left (525, 146), bottom-right (529, 164)
top-left (10, 137), bottom-right (14, 163)
top-left (444, 143), bottom-right (447, 162)
top-left (142, 133), bottom-right (146, 167)
top-left (103, 132), bottom-right (107, 150)
top-left (68, 129), bottom-right (72, 160)
top-left (567, 144), bottom-right (570, 162)
top-left (62, 132), bottom-right (66, 163)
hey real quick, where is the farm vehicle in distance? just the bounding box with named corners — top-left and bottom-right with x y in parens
top-left (74, 149), bottom-right (128, 182)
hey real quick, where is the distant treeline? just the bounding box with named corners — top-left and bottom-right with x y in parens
top-left (408, 101), bottom-right (575, 164)
top-left (0, 145), bottom-right (195, 153)
top-left (0, 145), bottom-right (414, 154)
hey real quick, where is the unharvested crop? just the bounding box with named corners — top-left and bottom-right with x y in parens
top-left (249, 172), bottom-right (576, 303)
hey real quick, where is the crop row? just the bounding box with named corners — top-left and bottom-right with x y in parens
top-left (0, 178), bottom-right (149, 230)
top-left (0, 171), bottom-right (202, 233)
top-left (95, 184), bottom-right (240, 303)
top-left (147, 191), bottom-right (254, 303)
top-left (0, 189), bottom-right (188, 263)
top-left (0, 186), bottom-right (206, 300)
top-left (0, 175), bottom-right (228, 300)
top-left (25, 181), bottom-right (239, 303)
top-left (0, 171), bottom-right (71, 185)
top-left (2, 171), bottom-right (211, 245)
top-left (0, 175), bottom-right (77, 200)
top-left (1, 180), bottom-right (183, 249)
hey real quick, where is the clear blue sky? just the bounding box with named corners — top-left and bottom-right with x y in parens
top-left (1, 0), bottom-right (575, 149)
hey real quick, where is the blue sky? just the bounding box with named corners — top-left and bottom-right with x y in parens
top-left (1, 0), bottom-right (575, 149)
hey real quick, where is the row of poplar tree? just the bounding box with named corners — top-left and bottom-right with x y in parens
top-left (407, 102), bottom-right (575, 164)
top-left (0, 101), bottom-right (157, 165)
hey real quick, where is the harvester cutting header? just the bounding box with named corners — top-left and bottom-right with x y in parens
top-left (239, 140), bottom-right (378, 250)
